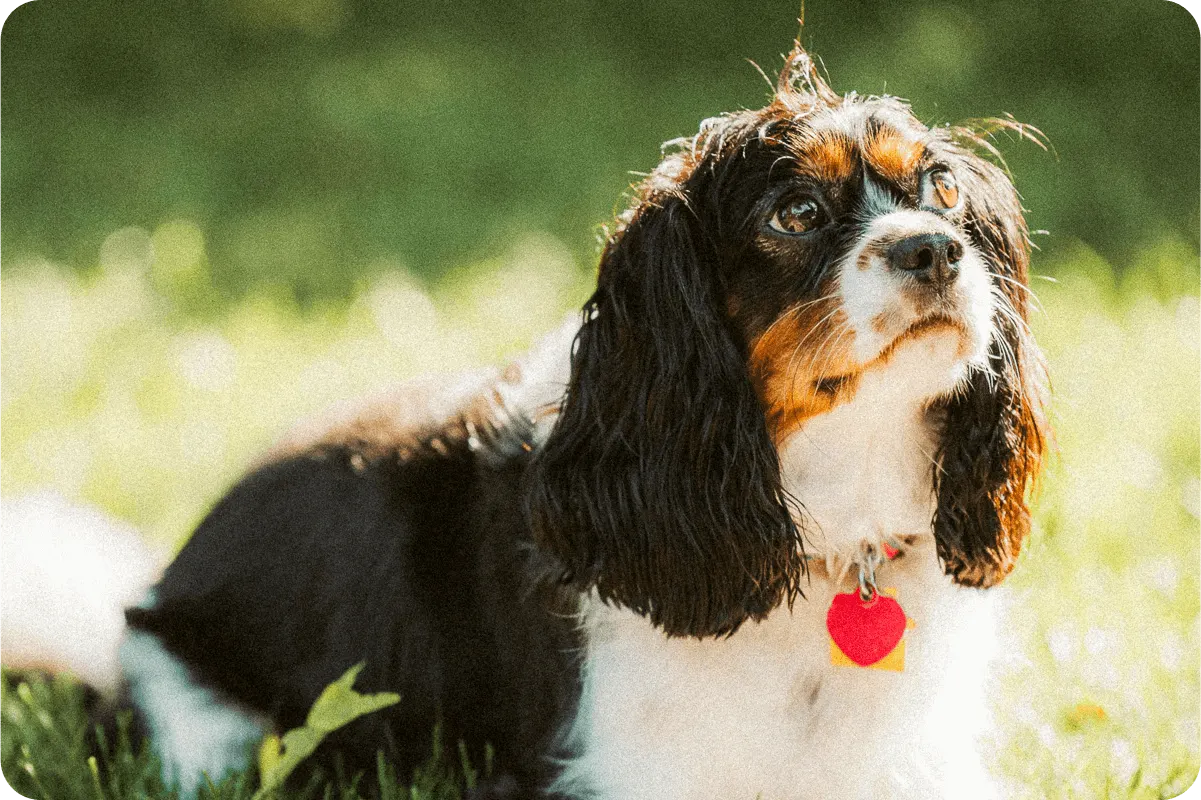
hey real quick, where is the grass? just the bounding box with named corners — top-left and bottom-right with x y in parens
top-left (0, 671), bottom-right (481, 800)
top-left (1, 229), bottom-right (1198, 798)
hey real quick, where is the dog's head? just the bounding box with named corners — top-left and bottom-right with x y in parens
top-left (525, 44), bottom-right (1047, 637)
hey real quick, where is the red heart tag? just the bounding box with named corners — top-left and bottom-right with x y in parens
top-left (826, 591), bottom-right (907, 667)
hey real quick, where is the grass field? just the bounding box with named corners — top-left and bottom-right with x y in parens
top-left (1, 227), bottom-right (1198, 798)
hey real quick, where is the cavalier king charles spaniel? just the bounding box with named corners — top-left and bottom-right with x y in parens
top-left (114, 42), bottom-right (1047, 800)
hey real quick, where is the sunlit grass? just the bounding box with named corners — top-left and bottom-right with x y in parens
top-left (1, 225), bottom-right (590, 549)
top-left (988, 236), bottom-right (1200, 798)
top-left (1, 229), bottom-right (1197, 798)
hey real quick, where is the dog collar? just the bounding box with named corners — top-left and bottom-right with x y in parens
top-left (803, 535), bottom-right (905, 592)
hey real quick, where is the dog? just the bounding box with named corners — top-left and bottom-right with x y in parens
top-left (93, 41), bottom-right (1047, 799)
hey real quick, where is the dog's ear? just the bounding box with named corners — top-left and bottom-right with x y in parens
top-left (932, 152), bottom-right (1048, 587)
top-left (524, 185), bottom-right (803, 638)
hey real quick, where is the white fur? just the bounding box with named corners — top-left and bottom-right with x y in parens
top-left (0, 492), bottom-right (161, 694)
top-left (120, 627), bottom-right (266, 798)
top-left (555, 283), bottom-right (1002, 798)
top-left (838, 208), bottom-right (994, 370)
top-left (780, 335), bottom-right (957, 563)
top-left (558, 569), bottom-right (998, 800)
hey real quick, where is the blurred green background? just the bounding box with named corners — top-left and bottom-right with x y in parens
top-left (2, 0), bottom-right (1198, 301)
top-left (1, 1), bottom-right (1199, 798)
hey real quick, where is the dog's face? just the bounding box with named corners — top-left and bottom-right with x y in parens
top-left (720, 99), bottom-right (999, 437)
top-left (526, 45), bottom-right (1046, 637)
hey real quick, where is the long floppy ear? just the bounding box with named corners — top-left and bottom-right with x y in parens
top-left (523, 187), bottom-right (804, 638)
top-left (933, 153), bottom-right (1048, 587)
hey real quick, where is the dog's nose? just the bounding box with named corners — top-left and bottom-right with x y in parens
top-left (888, 233), bottom-right (963, 286)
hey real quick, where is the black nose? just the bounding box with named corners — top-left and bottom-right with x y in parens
top-left (888, 233), bottom-right (964, 286)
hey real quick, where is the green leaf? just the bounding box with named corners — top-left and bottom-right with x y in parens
top-left (251, 663), bottom-right (399, 800)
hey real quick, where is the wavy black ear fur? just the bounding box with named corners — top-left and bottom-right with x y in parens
top-left (932, 150), bottom-right (1048, 587)
top-left (524, 179), bottom-right (803, 638)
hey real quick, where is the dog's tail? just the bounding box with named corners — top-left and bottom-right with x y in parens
top-left (1, 491), bottom-right (162, 695)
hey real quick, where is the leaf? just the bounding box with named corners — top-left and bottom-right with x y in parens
top-left (251, 663), bottom-right (400, 800)
top-left (304, 663), bottom-right (400, 733)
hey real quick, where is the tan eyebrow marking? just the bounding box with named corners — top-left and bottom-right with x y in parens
top-left (796, 131), bottom-right (856, 183)
top-left (863, 129), bottom-right (925, 183)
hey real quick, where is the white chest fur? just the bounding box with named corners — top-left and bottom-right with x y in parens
top-left (558, 571), bottom-right (998, 800)
top-left (777, 340), bottom-right (950, 565)
top-left (555, 336), bottom-right (1001, 800)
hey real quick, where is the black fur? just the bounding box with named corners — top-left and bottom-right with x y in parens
top-left (126, 422), bottom-right (581, 794)
top-left (524, 185), bottom-right (806, 639)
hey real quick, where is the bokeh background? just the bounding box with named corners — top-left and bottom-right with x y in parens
top-left (2, 0), bottom-right (1198, 797)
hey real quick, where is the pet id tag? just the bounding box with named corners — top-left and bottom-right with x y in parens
top-left (827, 588), bottom-right (910, 670)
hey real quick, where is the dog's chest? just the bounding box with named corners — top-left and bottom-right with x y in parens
top-left (561, 545), bottom-right (987, 800)
top-left (777, 362), bottom-right (945, 560)
top-left (555, 368), bottom-right (993, 800)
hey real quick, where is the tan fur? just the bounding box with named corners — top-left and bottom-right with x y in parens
top-left (748, 299), bottom-right (860, 442)
top-left (796, 131), bottom-right (857, 184)
top-left (864, 130), bottom-right (925, 184)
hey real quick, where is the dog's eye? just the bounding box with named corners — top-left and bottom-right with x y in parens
top-left (769, 195), bottom-right (827, 235)
top-left (921, 168), bottom-right (960, 211)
